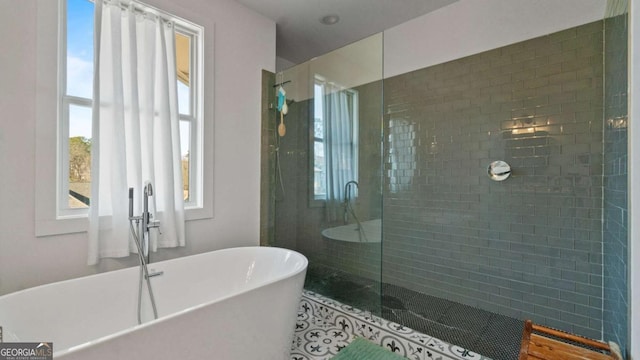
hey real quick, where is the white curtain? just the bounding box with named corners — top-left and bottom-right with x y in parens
top-left (323, 83), bottom-right (358, 222)
top-left (88, 0), bottom-right (185, 265)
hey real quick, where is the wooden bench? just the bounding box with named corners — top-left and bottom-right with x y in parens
top-left (519, 320), bottom-right (622, 360)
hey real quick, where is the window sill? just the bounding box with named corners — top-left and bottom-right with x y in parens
top-left (35, 207), bottom-right (212, 238)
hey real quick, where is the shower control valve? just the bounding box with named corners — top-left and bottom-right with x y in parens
top-left (148, 219), bottom-right (162, 234)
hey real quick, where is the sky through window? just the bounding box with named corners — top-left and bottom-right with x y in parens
top-left (66, 0), bottom-right (190, 157)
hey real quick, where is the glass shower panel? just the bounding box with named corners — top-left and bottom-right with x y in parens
top-left (271, 33), bottom-right (384, 314)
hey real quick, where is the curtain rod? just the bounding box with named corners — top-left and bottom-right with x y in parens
top-left (273, 80), bottom-right (291, 88)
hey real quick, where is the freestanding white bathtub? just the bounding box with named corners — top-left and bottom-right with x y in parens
top-left (0, 246), bottom-right (307, 360)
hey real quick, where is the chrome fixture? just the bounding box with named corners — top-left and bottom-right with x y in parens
top-left (342, 181), bottom-right (368, 242)
top-left (487, 161), bottom-right (511, 181)
top-left (344, 180), bottom-right (359, 202)
top-left (428, 136), bottom-right (439, 155)
top-left (129, 184), bottom-right (161, 324)
top-left (142, 183), bottom-right (161, 264)
top-left (320, 14), bottom-right (340, 25)
top-left (343, 180), bottom-right (359, 224)
top-left (146, 270), bottom-right (164, 278)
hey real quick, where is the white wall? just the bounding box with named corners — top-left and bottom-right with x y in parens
top-left (276, 56), bottom-right (297, 73)
top-left (0, 0), bottom-right (275, 295)
top-left (384, 0), bottom-right (606, 78)
top-left (277, 33), bottom-right (383, 105)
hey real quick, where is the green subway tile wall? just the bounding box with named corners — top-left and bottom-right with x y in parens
top-left (603, 14), bottom-right (628, 356)
top-left (382, 20), bottom-right (604, 338)
top-left (264, 17), bottom-right (629, 345)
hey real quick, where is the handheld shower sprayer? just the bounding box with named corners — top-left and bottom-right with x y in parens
top-left (129, 187), bottom-right (134, 219)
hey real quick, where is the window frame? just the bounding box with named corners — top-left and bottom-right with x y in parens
top-left (35, 0), bottom-right (210, 237)
top-left (175, 25), bottom-right (203, 209)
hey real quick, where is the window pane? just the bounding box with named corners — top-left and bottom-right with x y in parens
top-left (314, 141), bottom-right (326, 198)
top-left (178, 82), bottom-right (190, 116)
top-left (66, 0), bottom-right (94, 99)
top-left (313, 83), bottom-right (325, 198)
top-left (180, 120), bottom-right (191, 201)
top-left (314, 84), bottom-right (323, 139)
top-left (68, 104), bottom-right (92, 208)
top-left (314, 119), bottom-right (324, 140)
top-left (176, 32), bottom-right (191, 115)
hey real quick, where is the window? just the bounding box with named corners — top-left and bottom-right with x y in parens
top-left (175, 28), bottom-right (202, 207)
top-left (310, 77), bottom-right (359, 205)
top-left (61, 0), bottom-right (204, 216)
top-left (62, 0), bottom-right (94, 214)
top-left (313, 82), bottom-right (327, 200)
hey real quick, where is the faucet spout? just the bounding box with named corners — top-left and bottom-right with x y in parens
top-left (143, 183), bottom-right (151, 261)
top-left (142, 182), bottom-right (160, 263)
top-left (343, 180), bottom-right (359, 203)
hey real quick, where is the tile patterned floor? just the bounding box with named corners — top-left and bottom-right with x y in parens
top-left (291, 291), bottom-right (493, 360)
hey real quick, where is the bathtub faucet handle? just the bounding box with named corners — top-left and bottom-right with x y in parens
top-left (149, 219), bottom-right (162, 235)
top-left (147, 213), bottom-right (161, 235)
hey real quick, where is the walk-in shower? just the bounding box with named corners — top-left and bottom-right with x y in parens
top-left (262, 10), bottom-right (629, 360)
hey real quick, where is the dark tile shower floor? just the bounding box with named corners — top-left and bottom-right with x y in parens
top-left (304, 265), bottom-right (523, 360)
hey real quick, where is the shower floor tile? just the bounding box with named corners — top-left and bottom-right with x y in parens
top-left (381, 284), bottom-right (523, 360)
top-left (290, 291), bottom-right (492, 360)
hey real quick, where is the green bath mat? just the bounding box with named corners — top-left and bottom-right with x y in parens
top-left (331, 337), bottom-right (407, 360)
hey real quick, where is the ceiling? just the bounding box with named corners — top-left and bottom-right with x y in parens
top-left (234, 0), bottom-right (459, 66)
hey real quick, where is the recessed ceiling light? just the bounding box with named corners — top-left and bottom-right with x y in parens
top-left (320, 14), bottom-right (340, 25)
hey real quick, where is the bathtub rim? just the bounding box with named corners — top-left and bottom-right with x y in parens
top-left (0, 246), bottom-right (307, 358)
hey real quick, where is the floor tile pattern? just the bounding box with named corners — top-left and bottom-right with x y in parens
top-left (291, 291), bottom-right (493, 360)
